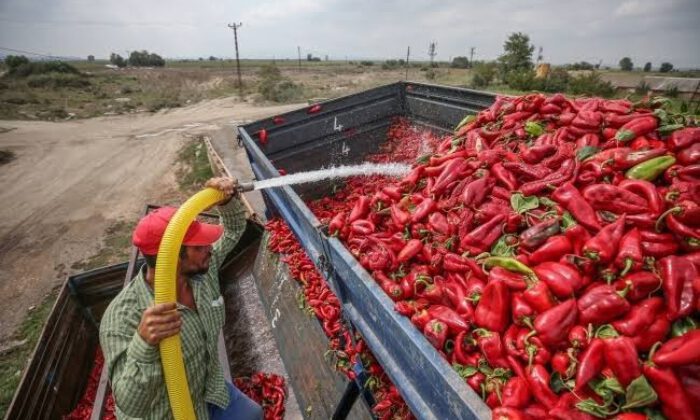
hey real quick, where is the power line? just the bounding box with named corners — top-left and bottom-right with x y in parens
top-left (227, 22), bottom-right (243, 96)
top-left (0, 45), bottom-right (77, 60)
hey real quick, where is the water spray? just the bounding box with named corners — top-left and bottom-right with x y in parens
top-left (236, 162), bottom-right (412, 192)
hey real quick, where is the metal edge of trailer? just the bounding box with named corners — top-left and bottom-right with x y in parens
top-left (236, 82), bottom-right (495, 419)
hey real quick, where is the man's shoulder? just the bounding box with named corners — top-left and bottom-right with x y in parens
top-left (101, 277), bottom-right (148, 332)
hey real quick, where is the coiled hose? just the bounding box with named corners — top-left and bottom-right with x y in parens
top-left (154, 187), bottom-right (226, 420)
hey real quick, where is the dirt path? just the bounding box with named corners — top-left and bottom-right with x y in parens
top-left (0, 98), bottom-right (301, 341)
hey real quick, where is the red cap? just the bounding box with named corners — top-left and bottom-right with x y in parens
top-left (132, 207), bottom-right (223, 255)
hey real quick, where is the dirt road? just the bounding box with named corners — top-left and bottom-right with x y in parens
top-left (0, 98), bottom-right (301, 341)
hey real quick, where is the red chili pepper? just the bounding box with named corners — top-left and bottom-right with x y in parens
top-left (511, 293), bottom-right (535, 327)
top-left (618, 179), bottom-right (664, 216)
top-left (474, 280), bottom-right (511, 333)
top-left (668, 127), bottom-right (700, 151)
top-left (432, 159), bottom-right (469, 194)
top-left (350, 219), bottom-right (375, 235)
top-left (473, 328), bottom-right (509, 368)
top-left (533, 262), bottom-right (583, 298)
top-left (348, 196), bottom-right (370, 223)
top-left (527, 364), bottom-right (558, 410)
top-left (575, 338), bottom-right (605, 391)
top-left (491, 162), bottom-right (520, 190)
top-left (520, 158), bottom-right (577, 196)
top-left (520, 218), bottom-right (561, 250)
top-left (615, 271), bottom-right (661, 302)
top-left (502, 376), bottom-right (531, 408)
top-left (461, 173), bottom-right (495, 207)
top-left (577, 284), bottom-right (631, 325)
top-left (328, 212), bottom-right (346, 236)
top-left (611, 147), bottom-right (667, 171)
top-left (521, 144), bottom-right (557, 164)
top-left (528, 235), bottom-right (572, 265)
top-left (569, 325), bottom-right (589, 349)
top-left (653, 329), bottom-right (700, 367)
top-left (612, 296), bottom-right (664, 338)
top-left (390, 204), bottom-right (411, 229)
top-left (307, 104), bottom-right (322, 114)
top-left (614, 228), bottom-right (643, 276)
top-left (643, 362), bottom-right (694, 420)
top-left (552, 182), bottom-right (601, 231)
top-left (533, 299), bottom-right (578, 347)
top-left (615, 115), bottom-right (657, 142)
top-left (396, 238), bottom-right (422, 263)
top-left (427, 212), bottom-right (449, 235)
top-left (522, 280), bottom-right (557, 314)
top-left (256, 128), bottom-right (269, 146)
top-left (660, 255), bottom-right (696, 321)
top-left (410, 198), bottom-right (436, 223)
top-left (492, 407), bottom-right (526, 420)
top-left (460, 213), bottom-right (506, 254)
top-left (582, 184), bottom-right (649, 214)
top-left (677, 142), bottom-right (700, 165)
top-left (582, 215), bottom-right (626, 263)
top-left (564, 224), bottom-right (591, 255)
top-left (426, 305), bottom-right (470, 334)
top-left (502, 161), bottom-right (551, 180)
top-left (603, 336), bottom-right (641, 387)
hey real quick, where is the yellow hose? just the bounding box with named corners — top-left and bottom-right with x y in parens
top-left (154, 188), bottom-right (226, 420)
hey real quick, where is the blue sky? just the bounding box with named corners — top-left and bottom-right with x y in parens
top-left (0, 0), bottom-right (698, 68)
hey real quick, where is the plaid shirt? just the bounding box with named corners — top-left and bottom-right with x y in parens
top-left (100, 198), bottom-right (247, 419)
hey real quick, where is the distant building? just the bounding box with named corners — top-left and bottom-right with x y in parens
top-left (613, 76), bottom-right (700, 100)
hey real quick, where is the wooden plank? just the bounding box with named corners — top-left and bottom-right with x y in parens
top-left (252, 235), bottom-right (371, 419)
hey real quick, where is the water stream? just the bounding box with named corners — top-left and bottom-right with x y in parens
top-left (250, 162), bottom-right (412, 191)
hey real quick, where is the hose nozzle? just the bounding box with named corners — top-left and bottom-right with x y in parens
top-left (236, 182), bottom-right (255, 192)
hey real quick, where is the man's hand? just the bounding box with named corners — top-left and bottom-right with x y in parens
top-left (205, 176), bottom-right (239, 205)
top-left (137, 302), bottom-right (182, 346)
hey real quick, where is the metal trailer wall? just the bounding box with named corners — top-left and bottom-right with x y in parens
top-left (238, 82), bottom-right (496, 420)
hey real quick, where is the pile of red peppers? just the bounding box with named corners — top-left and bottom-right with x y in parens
top-left (233, 373), bottom-right (287, 420)
top-left (63, 349), bottom-right (116, 420)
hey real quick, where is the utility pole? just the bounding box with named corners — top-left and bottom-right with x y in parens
top-left (227, 22), bottom-right (243, 96)
top-left (297, 46), bottom-right (302, 70)
top-left (428, 41), bottom-right (437, 66)
top-left (469, 47), bottom-right (475, 68)
top-left (405, 46), bottom-right (410, 80)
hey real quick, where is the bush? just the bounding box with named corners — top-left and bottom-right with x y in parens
top-left (635, 81), bottom-right (651, 95)
top-left (471, 62), bottom-right (498, 88)
top-left (568, 72), bottom-right (615, 97)
top-left (5, 55), bottom-right (30, 71)
top-left (425, 69), bottom-right (436, 81)
top-left (660, 62), bottom-right (674, 73)
top-left (619, 57), bottom-right (633, 71)
top-left (567, 61), bottom-right (595, 71)
top-left (541, 68), bottom-right (570, 93)
top-left (505, 69), bottom-right (537, 90)
top-left (128, 50), bottom-right (165, 67)
top-left (109, 53), bottom-right (126, 68)
top-left (27, 73), bottom-right (90, 88)
top-left (382, 60), bottom-right (401, 70)
top-left (257, 64), bottom-right (303, 102)
top-left (665, 85), bottom-right (680, 98)
top-left (6, 61), bottom-right (81, 78)
top-left (359, 61), bottom-right (374, 66)
top-left (451, 56), bottom-right (470, 69)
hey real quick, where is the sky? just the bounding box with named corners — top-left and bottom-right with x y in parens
top-left (0, 0), bottom-right (699, 68)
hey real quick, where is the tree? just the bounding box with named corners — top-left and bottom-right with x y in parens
top-left (109, 53), bottom-right (127, 68)
top-left (643, 62), bottom-right (652, 72)
top-left (498, 32), bottom-right (534, 77)
top-left (208, 56), bottom-right (217, 61)
top-left (660, 62), bottom-right (674, 73)
top-left (5, 55), bottom-right (30, 70)
top-left (87, 55), bottom-right (95, 62)
top-left (451, 56), bottom-right (469, 69)
top-left (128, 50), bottom-right (165, 67)
top-left (619, 57), bottom-right (633, 71)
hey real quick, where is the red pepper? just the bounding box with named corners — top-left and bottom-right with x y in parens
top-left (492, 162), bottom-right (520, 190)
top-left (614, 228), bottom-right (643, 276)
top-left (473, 328), bottom-right (509, 368)
top-left (565, 224), bottom-right (591, 255)
top-left (577, 284), bottom-right (630, 325)
top-left (522, 280), bottom-right (557, 314)
top-left (492, 407), bottom-right (526, 420)
top-left (575, 338), bottom-right (605, 391)
top-left (533, 299), bottom-right (578, 347)
top-left (526, 364), bottom-right (558, 410)
top-left (528, 235), bottom-right (572, 265)
top-left (350, 219), bottom-right (375, 235)
top-left (432, 159), bottom-right (469, 194)
top-left (423, 319), bottom-right (448, 350)
top-left (511, 294), bottom-right (535, 327)
top-left (612, 148), bottom-right (667, 171)
top-left (615, 271), bottom-right (661, 302)
top-left (427, 212), bottom-right (449, 235)
top-left (502, 161), bottom-right (551, 180)
top-left (653, 329), bottom-right (700, 367)
top-left (520, 158), bottom-right (577, 196)
top-left (461, 174), bottom-right (495, 207)
top-left (397, 239), bottom-right (423, 263)
top-left (612, 296), bottom-right (664, 337)
top-left (520, 218), bottom-right (561, 250)
top-left (660, 255), bottom-right (696, 321)
top-left (569, 325), bottom-right (589, 349)
top-left (460, 213), bottom-right (506, 254)
top-left (426, 305), bottom-right (470, 334)
top-left (258, 128), bottom-right (268, 145)
top-left (474, 280), bottom-right (511, 333)
top-left (668, 127), bottom-right (700, 151)
top-left (533, 262), bottom-right (583, 298)
top-left (618, 179), bottom-right (664, 215)
top-left (328, 212), bottom-right (346, 236)
top-left (502, 376), bottom-right (531, 408)
top-left (582, 184), bottom-right (649, 214)
top-left (604, 336), bottom-right (641, 387)
top-left (521, 144), bottom-right (557, 164)
top-left (348, 196), bottom-right (370, 223)
top-left (452, 330), bottom-right (475, 365)
top-left (390, 204), bottom-right (411, 229)
top-left (307, 104), bottom-right (322, 114)
top-left (552, 182), bottom-right (601, 231)
top-left (410, 198), bottom-right (436, 223)
top-left (643, 362), bottom-right (694, 420)
top-left (615, 115), bottom-right (657, 142)
top-left (633, 315), bottom-right (670, 352)
top-left (677, 142), bottom-right (700, 165)
top-left (582, 215), bottom-right (626, 263)
top-left (642, 239), bottom-right (679, 258)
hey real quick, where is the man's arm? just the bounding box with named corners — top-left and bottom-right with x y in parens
top-left (205, 177), bottom-right (248, 271)
top-left (100, 301), bottom-right (180, 417)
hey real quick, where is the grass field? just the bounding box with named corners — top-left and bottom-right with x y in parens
top-left (1, 58), bottom-right (697, 121)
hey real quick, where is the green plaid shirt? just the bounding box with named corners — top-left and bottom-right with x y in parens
top-left (100, 198), bottom-right (247, 419)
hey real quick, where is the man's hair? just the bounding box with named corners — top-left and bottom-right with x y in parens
top-left (143, 247), bottom-right (188, 268)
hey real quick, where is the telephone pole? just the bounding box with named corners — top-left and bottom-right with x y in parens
top-left (469, 47), bottom-right (475, 68)
top-left (227, 22), bottom-right (243, 96)
top-left (405, 46), bottom-right (410, 80)
top-left (297, 46), bottom-right (302, 70)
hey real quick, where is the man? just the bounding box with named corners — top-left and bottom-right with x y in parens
top-left (99, 177), bottom-right (263, 419)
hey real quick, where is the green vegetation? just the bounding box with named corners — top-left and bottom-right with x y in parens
top-left (70, 219), bottom-right (135, 271)
top-left (177, 137), bottom-right (214, 193)
top-left (257, 64), bottom-right (303, 103)
top-left (619, 57), bottom-right (633, 71)
top-left (0, 289), bottom-right (60, 418)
